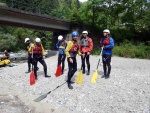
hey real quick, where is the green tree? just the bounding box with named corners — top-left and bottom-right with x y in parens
top-left (0, 32), bottom-right (17, 51)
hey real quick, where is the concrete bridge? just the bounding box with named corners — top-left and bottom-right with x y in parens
top-left (0, 6), bottom-right (71, 49)
top-left (0, 6), bottom-right (70, 32)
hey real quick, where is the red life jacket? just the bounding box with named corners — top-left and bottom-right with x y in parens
top-left (69, 41), bottom-right (79, 52)
top-left (33, 44), bottom-right (42, 54)
top-left (100, 37), bottom-right (113, 50)
top-left (100, 37), bottom-right (110, 46)
top-left (103, 38), bottom-right (110, 45)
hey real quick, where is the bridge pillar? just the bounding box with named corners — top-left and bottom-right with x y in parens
top-left (52, 30), bottom-right (70, 50)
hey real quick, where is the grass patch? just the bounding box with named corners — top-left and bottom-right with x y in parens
top-left (91, 42), bottom-right (150, 59)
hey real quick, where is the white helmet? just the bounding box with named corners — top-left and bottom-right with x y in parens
top-left (103, 29), bottom-right (110, 34)
top-left (35, 37), bottom-right (41, 42)
top-left (25, 38), bottom-right (30, 43)
top-left (58, 35), bottom-right (63, 41)
top-left (82, 31), bottom-right (88, 35)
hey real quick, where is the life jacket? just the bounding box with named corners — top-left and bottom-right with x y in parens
top-left (100, 37), bottom-right (113, 50)
top-left (69, 41), bottom-right (79, 52)
top-left (69, 41), bottom-right (79, 57)
top-left (80, 37), bottom-right (93, 53)
top-left (33, 43), bottom-right (42, 54)
top-left (81, 37), bottom-right (89, 47)
top-left (59, 40), bottom-right (67, 49)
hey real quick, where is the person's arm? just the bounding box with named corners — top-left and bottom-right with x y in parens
top-left (65, 41), bottom-right (73, 58)
top-left (41, 44), bottom-right (45, 56)
top-left (88, 38), bottom-right (93, 52)
top-left (28, 44), bottom-right (34, 52)
top-left (100, 38), bottom-right (103, 47)
top-left (56, 41), bottom-right (60, 49)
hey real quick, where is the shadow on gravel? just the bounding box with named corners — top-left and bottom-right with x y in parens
top-left (97, 70), bottom-right (103, 75)
top-left (0, 95), bottom-right (35, 113)
top-left (37, 71), bottom-right (45, 76)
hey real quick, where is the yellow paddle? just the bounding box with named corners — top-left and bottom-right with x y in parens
top-left (76, 69), bottom-right (83, 84)
top-left (91, 47), bottom-right (103, 83)
top-left (76, 40), bottom-right (85, 84)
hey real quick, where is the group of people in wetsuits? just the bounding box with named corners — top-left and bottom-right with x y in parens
top-left (24, 29), bottom-right (114, 89)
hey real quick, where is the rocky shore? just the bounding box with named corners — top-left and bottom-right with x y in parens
top-left (0, 54), bottom-right (150, 113)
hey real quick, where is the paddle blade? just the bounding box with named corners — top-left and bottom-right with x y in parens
top-left (55, 65), bottom-right (62, 77)
top-left (30, 71), bottom-right (35, 85)
top-left (34, 93), bottom-right (48, 102)
top-left (76, 70), bottom-right (83, 84)
top-left (91, 70), bottom-right (98, 83)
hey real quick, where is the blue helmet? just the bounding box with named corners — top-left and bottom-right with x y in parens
top-left (72, 31), bottom-right (78, 37)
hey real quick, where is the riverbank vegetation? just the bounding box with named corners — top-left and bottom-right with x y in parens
top-left (0, 0), bottom-right (150, 59)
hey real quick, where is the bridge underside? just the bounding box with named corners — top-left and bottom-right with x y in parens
top-left (0, 6), bottom-right (70, 32)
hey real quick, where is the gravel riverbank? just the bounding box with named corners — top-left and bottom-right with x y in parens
top-left (0, 54), bottom-right (150, 113)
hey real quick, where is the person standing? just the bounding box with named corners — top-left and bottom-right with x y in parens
top-left (100, 29), bottom-right (114, 79)
top-left (25, 38), bottom-right (34, 73)
top-left (80, 31), bottom-right (93, 75)
top-left (56, 35), bottom-right (67, 74)
top-left (65, 31), bottom-right (81, 89)
top-left (29, 37), bottom-right (50, 80)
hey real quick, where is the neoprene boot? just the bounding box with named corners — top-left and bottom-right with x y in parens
top-left (82, 68), bottom-right (85, 74)
top-left (86, 71), bottom-right (90, 75)
top-left (102, 65), bottom-right (107, 78)
top-left (82, 64), bottom-right (85, 74)
top-left (105, 65), bottom-right (111, 79)
top-left (35, 73), bottom-right (38, 80)
top-left (25, 70), bottom-right (31, 73)
top-left (68, 83), bottom-right (73, 89)
top-left (44, 69), bottom-right (51, 78)
top-left (36, 67), bottom-right (39, 71)
top-left (86, 65), bottom-right (90, 75)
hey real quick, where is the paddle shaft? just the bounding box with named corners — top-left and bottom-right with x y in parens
top-left (96, 59), bottom-right (100, 69)
top-left (47, 81), bottom-right (67, 95)
top-left (96, 47), bottom-right (103, 69)
top-left (31, 48), bottom-right (34, 71)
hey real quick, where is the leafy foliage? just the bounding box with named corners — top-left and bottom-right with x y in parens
top-left (0, 0), bottom-right (150, 58)
top-left (0, 32), bottom-right (17, 51)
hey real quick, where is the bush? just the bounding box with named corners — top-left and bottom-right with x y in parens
top-left (113, 42), bottom-right (150, 59)
top-left (0, 33), bottom-right (17, 51)
top-left (91, 42), bottom-right (150, 59)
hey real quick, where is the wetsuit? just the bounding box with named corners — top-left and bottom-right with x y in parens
top-left (26, 42), bottom-right (33, 72)
top-left (100, 36), bottom-right (114, 78)
top-left (65, 40), bottom-right (81, 89)
top-left (56, 39), bottom-right (67, 74)
top-left (80, 36), bottom-right (93, 75)
top-left (29, 43), bottom-right (50, 79)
